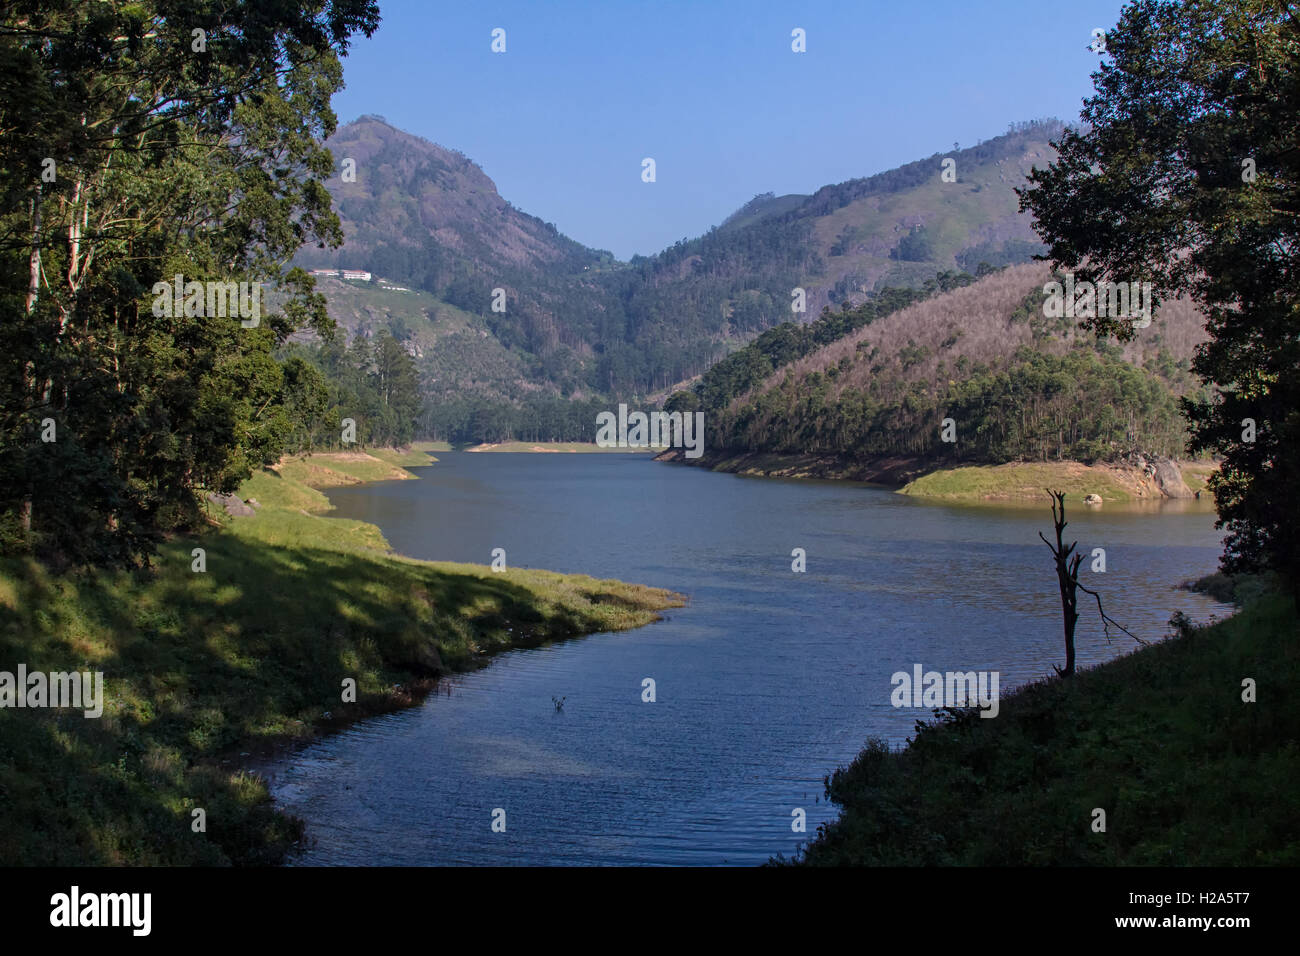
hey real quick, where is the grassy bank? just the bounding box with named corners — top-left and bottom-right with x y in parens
top-left (900, 461), bottom-right (1149, 501)
top-left (898, 460), bottom-right (1219, 502)
top-left (792, 591), bottom-right (1298, 865)
top-left (661, 450), bottom-right (1216, 502)
top-left (0, 450), bottom-right (682, 865)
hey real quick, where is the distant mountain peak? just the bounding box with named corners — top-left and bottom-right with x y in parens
top-left (302, 115), bottom-right (1068, 397)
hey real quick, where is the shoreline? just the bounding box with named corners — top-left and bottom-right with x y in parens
top-left (226, 448), bottom-right (689, 851)
top-left (792, 586), bottom-right (1294, 865)
top-left (415, 440), bottom-right (653, 454)
top-left (0, 447), bottom-right (684, 865)
top-left (654, 448), bottom-right (1217, 504)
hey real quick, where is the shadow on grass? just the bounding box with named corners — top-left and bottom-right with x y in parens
top-left (0, 529), bottom-right (675, 864)
top-left (792, 595), bottom-right (1297, 866)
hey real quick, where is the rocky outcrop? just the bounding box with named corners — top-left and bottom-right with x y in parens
top-left (206, 492), bottom-right (256, 517)
top-left (1126, 454), bottom-right (1194, 498)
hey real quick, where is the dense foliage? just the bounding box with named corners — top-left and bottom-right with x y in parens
top-left (690, 272), bottom-right (979, 413)
top-left (281, 330), bottom-right (421, 449)
top-left (1019, 0), bottom-right (1300, 598)
top-left (0, 1), bottom-right (379, 567)
top-left (417, 394), bottom-right (614, 445)
top-left (712, 342), bottom-right (1188, 464)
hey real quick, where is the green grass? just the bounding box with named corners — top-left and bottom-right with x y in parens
top-left (0, 451), bottom-right (682, 865)
top-left (273, 450), bottom-right (423, 488)
top-left (901, 462), bottom-right (1139, 501)
top-left (1179, 570), bottom-right (1278, 607)
top-left (1180, 461), bottom-right (1218, 496)
top-left (792, 592), bottom-right (1299, 865)
top-left (368, 446), bottom-right (438, 468)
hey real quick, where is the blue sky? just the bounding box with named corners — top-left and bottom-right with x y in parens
top-left (332, 0), bottom-right (1131, 260)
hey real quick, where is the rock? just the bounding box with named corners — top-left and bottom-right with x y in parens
top-left (246, 498), bottom-right (261, 510)
top-left (1083, 494), bottom-right (1103, 505)
top-left (1149, 456), bottom-right (1194, 498)
top-left (411, 642), bottom-right (444, 675)
top-left (205, 491), bottom-right (256, 517)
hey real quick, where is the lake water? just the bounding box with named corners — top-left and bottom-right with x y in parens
top-left (269, 452), bottom-right (1231, 865)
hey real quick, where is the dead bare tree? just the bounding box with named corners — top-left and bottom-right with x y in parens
top-left (1039, 489), bottom-right (1146, 677)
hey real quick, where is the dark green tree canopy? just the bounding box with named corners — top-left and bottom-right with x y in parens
top-left (1018, 0), bottom-right (1299, 597)
top-left (0, 0), bottom-right (379, 566)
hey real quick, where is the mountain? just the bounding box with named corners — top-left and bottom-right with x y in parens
top-left (295, 115), bottom-right (620, 397)
top-left (297, 115), bottom-right (1067, 398)
top-left (716, 192), bottom-right (811, 233)
top-left (296, 276), bottom-right (538, 403)
top-left (608, 121), bottom-right (1060, 386)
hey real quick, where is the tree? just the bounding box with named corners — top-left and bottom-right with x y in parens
top-left (0, 0), bottom-right (380, 565)
top-left (281, 356), bottom-right (332, 453)
top-left (1018, 0), bottom-right (1300, 601)
top-left (372, 331), bottom-right (420, 444)
top-left (891, 225), bottom-right (933, 262)
top-left (1040, 491), bottom-right (1085, 677)
top-left (1040, 490), bottom-right (1145, 677)
top-left (663, 390), bottom-right (700, 414)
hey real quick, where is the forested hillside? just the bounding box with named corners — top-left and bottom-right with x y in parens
top-left (694, 262), bottom-right (1209, 464)
top-left (296, 116), bottom-right (617, 396)
top-left (291, 115), bottom-right (1216, 459)
top-left (296, 116), bottom-right (1063, 399)
top-left (291, 276), bottom-right (538, 404)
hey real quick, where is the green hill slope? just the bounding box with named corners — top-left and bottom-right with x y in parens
top-left (695, 261), bottom-right (1209, 466)
top-left (296, 276), bottom-right (538, 403)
